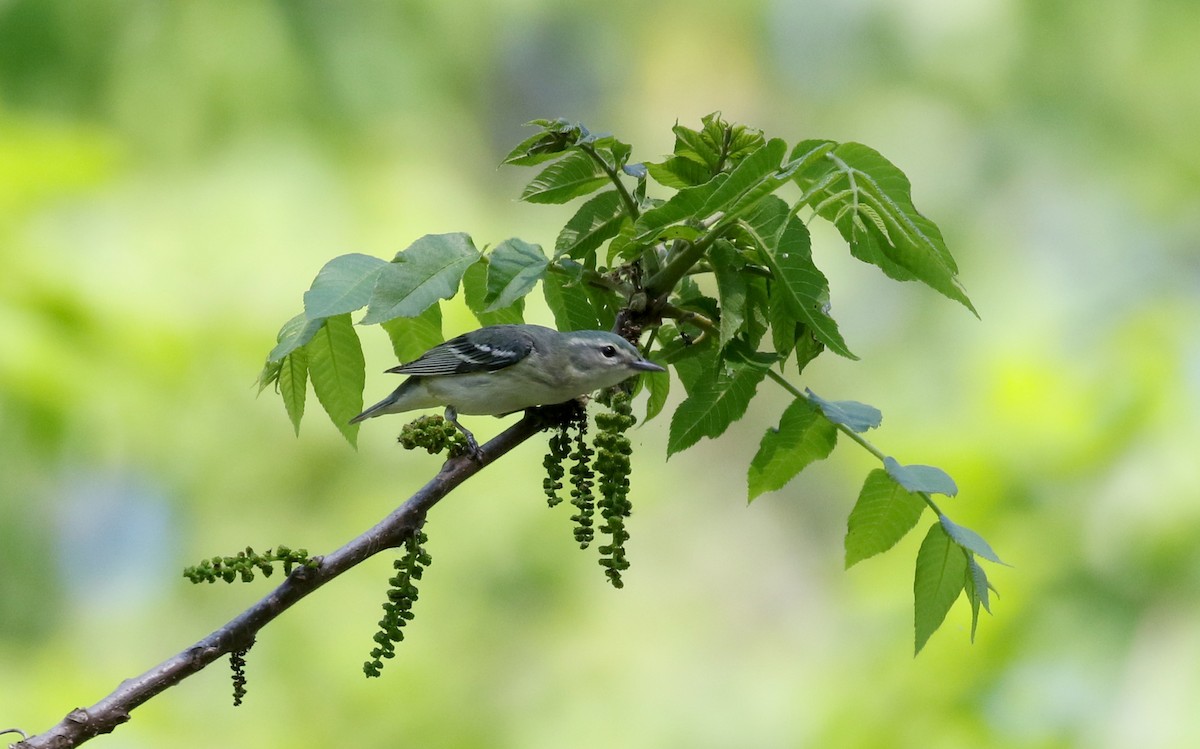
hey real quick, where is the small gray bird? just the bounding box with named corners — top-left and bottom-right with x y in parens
top-left (350, 324), bottom-right (665, 454)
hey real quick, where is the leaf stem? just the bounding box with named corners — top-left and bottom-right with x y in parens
top-left (764, 369), bottom-right (945, 516)
top-left (659, 303), bottom-right (717, 334)
top-left (579, 143), bottom-right (640, 222)
top-left (546, 261), bottom-right (634, 297)
top-left (643, 227), bottom-right (725, 301)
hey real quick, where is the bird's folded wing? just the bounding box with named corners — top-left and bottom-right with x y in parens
top-left (385, 328), bottom-right (534, 375)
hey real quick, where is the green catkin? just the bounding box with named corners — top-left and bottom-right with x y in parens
top-left (183, 546), bottom-right (316, 585)
top-left (544, 426), bottom-right (570, 507)
top-left (594, 390), bottom-right (637, 588)
top-left (364, 529), bottom-right (432, 678)
top-left (568, 415), bottom-right (596, 548)
top-left (397, 415), bottom-right (468, 457)
top-left (230, 648), bottom-right (249, 706)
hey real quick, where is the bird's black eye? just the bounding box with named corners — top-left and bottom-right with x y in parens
top-left (600, 345), bottom-right (617, 358)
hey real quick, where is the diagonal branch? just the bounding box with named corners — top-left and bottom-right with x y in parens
top-left (14, 412), bottom-right (550, 749)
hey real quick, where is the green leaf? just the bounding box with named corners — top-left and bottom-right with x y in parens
top-left (645, 156), bottom-right (713, 189)
top-left (502, 119), bottom-right (584, 166)
top-left (542, 268), bottom-right (604, 331)
top-left (670, 276), bottom-right (720, 328)
top-left (278, 349), bottom-right (308, 436)
top-left (484, 238), bottom-right (548, 312)
top-left (885, 457), bottom-right (958, 497)
top-left (806, 389), bottom-right (882, 432)
top-left (380, 303), bottom-right (443, 364)
top-left (520, 150), bottom-right (609, 204)
top-left (710, 240), bottom-right (748, 347)
top-left (643, 369), bottom-right (670, 423)
top-left (742, 275), bottom-right (771, 351)
top-left (667, 358), bottom-right (767, 457)
top-left (768, 283), bottom-right (803, 362)
top-left (268, 313), bottom-right (325, 363)
top-left (633, 173), bottom-right (728, 242)
top-left (671, 113), bottom-right (766, 174)
top-left (747, 397), bottom-right (837, 501)
top-left (789, 139), bottom-right (838, 176)
top-left (305, 313), bottom-right (365, 447)
top-left (302, 253), bottom-right (388, 320)
top-left (700, 138), bottom-right (790, 221)
top-left (913, 522), bottom-right (967, 655)
top-left (939, 514), bottom-right (1007, 565)
top-left (463, 260), bottom-right (523, 326)
top-left (789, 326), bottom-right (825, 375)
top-left (740, 197), bottom-right (855, 359)
top-left (256, 358), bottom-right (282, 393)
top-left (655, 327), bottom-right (716, 394)
top-left (360, 233), bottom-right (479, 324)
top-left (794, 142), bottom-right (975, 314)
top-left (721, 340), bottom-right (780, 371)
top-left (964, 555), bottom-right (995, 642)
top-left (844, 469), bottom-right (926, 568)
top-left (555, 190), bottom-right (628, 260)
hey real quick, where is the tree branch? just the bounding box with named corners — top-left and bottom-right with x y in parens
top-left (14, 412), bottom-right (551, 749)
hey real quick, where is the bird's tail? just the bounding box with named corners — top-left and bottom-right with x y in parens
top-left (349, 390), bottom-right (403, 424)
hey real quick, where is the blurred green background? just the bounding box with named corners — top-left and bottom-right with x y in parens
top-left (2, 1), bottom-right (1198, 747)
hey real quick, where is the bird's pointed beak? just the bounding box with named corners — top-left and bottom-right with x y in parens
top-left (630, 359), bottom-right (667, 373)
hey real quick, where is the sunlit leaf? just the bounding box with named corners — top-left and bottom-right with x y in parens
top-left (306, 313), bottom-right (364, 447)
top-left (747, 397), bottom-right (837, 501)
top-left (360, 233), bottom-right (479, 324)
top-left (844, 469), bottom-right (925, 568)
top-left (914, 522), bottom-right (967, 654)
top-left (484, 238), bottom-right (548, 312)
top-left (302, 253), bottom-right (388, 320)
top-left (885, 457), bottom-right (958, 497)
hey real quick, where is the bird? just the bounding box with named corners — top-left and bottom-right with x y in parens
top-left (350, 324), bottom-right (665, 455)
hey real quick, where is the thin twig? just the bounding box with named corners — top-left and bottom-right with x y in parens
top-left (14, 413), bottom-right (550, 749)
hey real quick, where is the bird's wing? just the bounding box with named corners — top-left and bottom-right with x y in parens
top-left (385, 326), bottom-right (535, 376)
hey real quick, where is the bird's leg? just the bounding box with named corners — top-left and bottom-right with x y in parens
top-left (444, 406), bottom-right (482, 460)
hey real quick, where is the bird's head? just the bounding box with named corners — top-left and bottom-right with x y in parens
top-left (560, 330), bottom-right (666, 390)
